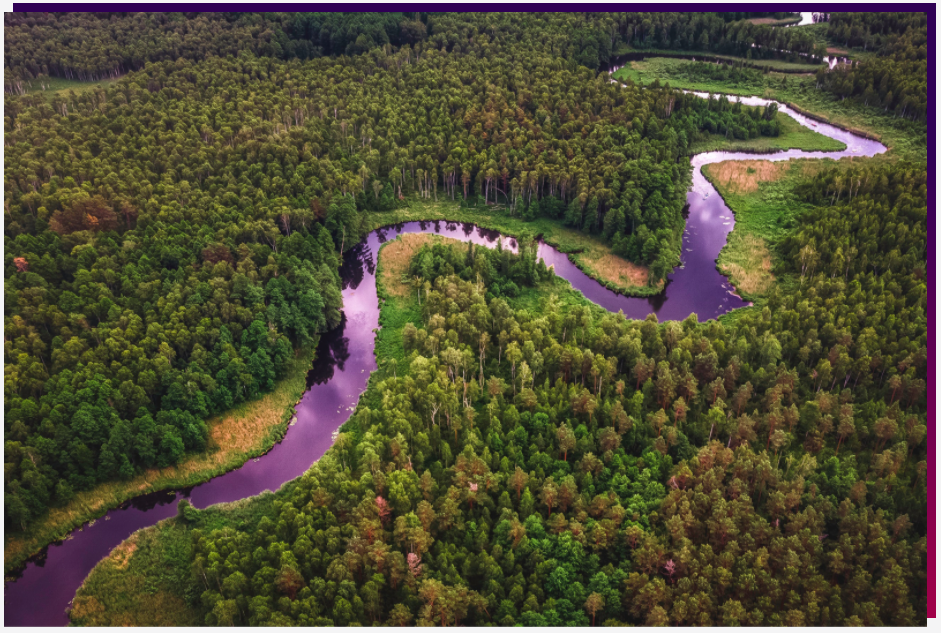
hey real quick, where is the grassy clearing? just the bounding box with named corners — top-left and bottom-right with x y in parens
top-left (747, 16), bottom-right (802, 26)
top-left (613, 57), bottom-right (926, 160)
top-left (614, 47), bottom-right (823, 73)
top-left (705, 160), bottom-right (794, 194)
top-left (379, 233), bottom-right (439, 299)
top-left (5, 347), bottom-right (316, 576)
top-left (688, 106), bottom-right (846, 154)
top-left (373, 234), bottom-right (443, 381)
top-left (13, 76), bottom-right (119, 100)
top-left (703, 159), bottom-right (827, 300)
top-left (365, 198), bottom-right (659, 296)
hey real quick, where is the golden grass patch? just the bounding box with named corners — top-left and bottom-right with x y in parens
top-left (747, 17), bottom-right (795, 25)
top-left (721, 234), bottom-right (775, 296)
top-left (107, 535), bottom-right (138, 570)
top-left (380, 233), bottom-right (444, 298)
top-left (581, 252), bottom-right (650, 288)
top-left (707, 160), bottom-right (790, 194)
top-left (72, 589), bottom-right (196, 627)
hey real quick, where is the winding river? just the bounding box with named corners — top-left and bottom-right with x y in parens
top-left (3, 87), bottom-right (886, 627)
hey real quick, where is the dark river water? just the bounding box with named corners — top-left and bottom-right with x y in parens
top-left (3, 88), bottom-right (886, 627)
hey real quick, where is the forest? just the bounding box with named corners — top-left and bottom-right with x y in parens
top-left (3, 14), bottom-right (802, 535)
top-left (815, 12), bottom-right (927, 122)
top-left (4, 11), bottom-right (825, 86)
top-left (74, 166), bottom-right (927, 622)
top-left (2, 9), bottom-right (930, 628)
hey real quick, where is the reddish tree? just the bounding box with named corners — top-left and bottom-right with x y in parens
top-left (202, 243), bottom-right (234, 265)
top-left (49, 195), bottom-right (119, 234)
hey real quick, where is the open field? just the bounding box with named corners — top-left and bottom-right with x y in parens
top-left (747, 16), bottom-right (802, 26)
top-left (11, 76), bottom-right (119, 99)
top-left (613, 47), bottom-right (823, 73)
top-left (4, 347), bottom-right (316, 576)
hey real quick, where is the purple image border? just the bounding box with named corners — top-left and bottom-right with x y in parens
top-left (8, 1), bottom-right (937, 619)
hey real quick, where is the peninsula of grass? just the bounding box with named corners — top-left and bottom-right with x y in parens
top-left (613, 47), bottom-right (823, 73)
top-left (4, 345), bottom-right (317, 577)
top-left (365, 198), bottom-right (663, 298)
top-left (69, 488), bottom-right (286, 626)
top-left (701, 158), bottom-right (825, 301)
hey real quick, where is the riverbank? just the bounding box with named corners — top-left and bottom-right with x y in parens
top-left (4, 345), bottom-right (317, 577)
top-left (69, 488), bottom-right (286, 626)
top-left (365, 200), bottom-right (664, 298)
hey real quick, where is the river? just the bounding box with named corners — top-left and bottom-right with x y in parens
top-left (3, 85), bottom-right (886, 627)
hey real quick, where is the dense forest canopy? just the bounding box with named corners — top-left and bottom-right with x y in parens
top-left (3, 12), bottom-right (789, 532)
top-left (815, 12), bottom-right (927, 122)
top-left (163, 185), bottom-right (924, 624)
top-left (2, 10), bottom-right (929, 627)
top-left (7, 10), bottom-right (924, 120)
top-left (4, 11), bottom-right (824, 84)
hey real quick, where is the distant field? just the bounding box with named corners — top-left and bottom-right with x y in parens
top-left (747, 16), bottom-right (801, 26)
top-left (13, 76), bottom-right (117, 99)
top-left (613, 47), bottom-right (823, 73)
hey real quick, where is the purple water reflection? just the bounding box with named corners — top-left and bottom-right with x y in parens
top-left (3, 89), bottom-right (886, 627)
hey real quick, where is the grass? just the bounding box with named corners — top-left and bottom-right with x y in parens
top-left (614, 47), bottom-right (823, 73)
top-left (13, 76), bottom-right (119, 100)
top-left (365, 198), bottom-right (661, 297)
top-left (702, 159), bottom-right (827, 301)
top-left (4, 346), bottom-right (317, 577)
top-left (613, 57), bottom-right (927, 161)
top-left (688, 106), bottom-right (846, 154)
top-left (746, 16), bottom-right (802, 26)
top-left (373, 234), bottom-right (438, 380)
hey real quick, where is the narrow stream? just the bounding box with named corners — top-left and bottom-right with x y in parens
top-left (3, 85), bottom-right (886, 627)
